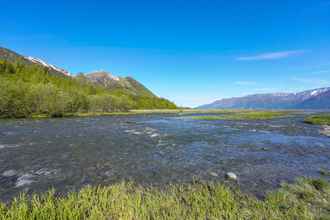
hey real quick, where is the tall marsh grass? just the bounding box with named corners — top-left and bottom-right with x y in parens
top-left (192, 111), bottom-right (291, 121)
top-left (0, 178), bottom-right (329, 219)
top-left (304, 114), bottom-right (330, 125)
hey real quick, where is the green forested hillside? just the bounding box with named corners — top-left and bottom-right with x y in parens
top-left (0, 54), bottom-right (176, 118)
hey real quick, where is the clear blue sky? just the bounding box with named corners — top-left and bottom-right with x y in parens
top-left (1, 0), bottom-right (330, 107)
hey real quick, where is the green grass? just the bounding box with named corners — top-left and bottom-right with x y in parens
top-left (192, 111), bottom-right (291, 121)
top-left (319, 168), bottom-right (330, 177)
top-left (26, 109), bottom-right (283, 120)
top-left (27, 110), bottom-right (187, 119)
top-left (3, 109), bottom-right (295, 120)
top-left (304, 114), bottom-right (330, 125)
top-left (31, 109), bottom-right (196, 119)
top-left (0, 178), bottom-right (329, 220)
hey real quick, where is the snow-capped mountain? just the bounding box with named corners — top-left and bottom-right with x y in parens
top-left (199, 87), bottom-right (330, 109)
top-left (0, 47), bottom-right (70, 77)
top-left (25, 56), bottom-right (70, 76)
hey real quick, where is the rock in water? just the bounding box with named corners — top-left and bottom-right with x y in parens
top-left (321, 126), bottom-right (330, 137)
top-left (225, 172), bottom-right (238, 181)
top-left (2, 170), bottom-right (17, 177)
top-left (209, 172), bottom-right (218, 177)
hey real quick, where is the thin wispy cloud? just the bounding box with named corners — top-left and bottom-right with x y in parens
top-left (291, 77), bottom-right (330, 86)
top-left (237, 50), bottom-right (305, 61)
top-left (254, 88), bottom-right (277, 93)
top-left (310, 70), bottom-right (330, 75)
top-left (234, 81), bottom-right (257, 86)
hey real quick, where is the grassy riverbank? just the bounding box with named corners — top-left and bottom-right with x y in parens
top-left (22, 110), bottom-right (183, 119)
top-left (304, 114), bottom-right (330, 125)
top-left (28, 109), bottom-right (190, 119)
top-left (0, 108), bottom-right (300, 120)
top-left (0, 178), bottom-right (329, 220)
top-left (192, 111), bottom-right (291, 121)
top-left (22, 109), bottom-right (288, 119)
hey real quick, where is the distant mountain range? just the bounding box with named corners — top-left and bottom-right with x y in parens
top-left (198, 88), bottom-right (330, 109)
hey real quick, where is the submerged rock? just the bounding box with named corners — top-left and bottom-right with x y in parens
top-left (225, 172), bottom-right (238, 181)
top-left (2, 170), bottom-right (17, 177)
top-left (209, 172), bottom-right (218, 177)
top-left (320, 126), bottom-right (330, 137)
top-left (0, 144), bottom-right (20, 149)
top-left (104, 171), bottom-right (113, 177)
top-left (150, 133), bottom-right (160, 138)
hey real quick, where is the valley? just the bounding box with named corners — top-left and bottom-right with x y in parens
top-left (1, 47), bottom-right (330, 219)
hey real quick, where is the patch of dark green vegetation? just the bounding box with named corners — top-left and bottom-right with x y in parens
top-left (304, 114), bottom-right (330, 125)
top-left (0, 178), bottom-right (329, 219)
top-left (0, 60), bottom-right (176, 119)
top-left (192, 111), bottom-right (291, 121)
top-left (319, 168), bottom-right (330, 177)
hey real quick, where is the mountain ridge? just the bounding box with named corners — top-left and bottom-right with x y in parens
top-left (0, 46), bottom-right (177, 118)
top-left (82, 71), bottom-right (156, 98)
top-left (0, 47), bottom-right (70, 77)
top-left (198, 87), bottom-right (330, 109)
top-left (0, 46), bottom-right (171, 100)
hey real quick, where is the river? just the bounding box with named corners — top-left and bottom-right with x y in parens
top-left (0, 113), bottom-right (329, 201)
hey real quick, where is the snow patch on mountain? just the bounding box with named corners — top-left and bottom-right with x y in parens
top-left (25, 56), bottom-right (70, 76)
top-left (199, 87), bottom-right (330, 109)
top-left (310, 88), bottom-right (330, 97)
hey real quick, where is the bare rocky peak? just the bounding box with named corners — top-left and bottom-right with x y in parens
top-left (86, 71), bottom-right (120, 81)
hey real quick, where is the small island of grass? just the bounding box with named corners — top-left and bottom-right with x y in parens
top-left (304, 114), bottom-right (330, 125)
top-left (192, 110), bottom-right (291, 121)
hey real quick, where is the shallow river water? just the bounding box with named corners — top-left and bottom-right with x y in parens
top-left (0, 113), bottom-right (330, 201)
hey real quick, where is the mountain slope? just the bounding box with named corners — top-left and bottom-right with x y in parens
top-left (0, 47), bottom-right (69, 76)
top-left (84, 71), bottom-right (155, 97)
top-left (0, 47), bottom-right (176, 118)
top-left (25, 56), bottom-right (70, 76)
top-left (77, 71), bottom-right (177, 109)
top-left (199, 88), bottom-right (330, 109)
top-left (296, 89), bottom-right (330, 109)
